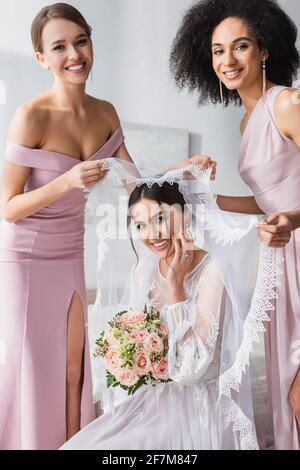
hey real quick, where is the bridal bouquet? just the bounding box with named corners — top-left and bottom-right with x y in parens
top-left (94, 306), bottom-right (171, 395)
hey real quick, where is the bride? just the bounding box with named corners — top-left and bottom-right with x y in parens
top-left (61, 160), bottom-right (280, 450)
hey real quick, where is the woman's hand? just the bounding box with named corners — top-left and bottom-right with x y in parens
top-left (65, 160), bottom-right (107, 190)
top-left (256, 212), bottom-right (299, 247)
top-left (186, 155), bottom-right (217, 180)
top-left (164, 155), bottom-right (217, 181)
top-left (166, 229), bottom-right (194, 304)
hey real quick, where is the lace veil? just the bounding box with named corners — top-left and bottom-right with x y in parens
top-left (86, 158), bottom-right (281, 450)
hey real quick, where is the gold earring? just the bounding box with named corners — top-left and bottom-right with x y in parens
top-left (262, 59), bottom-right (266, 96)
top-left (219, 79), bottom-right (225, 109)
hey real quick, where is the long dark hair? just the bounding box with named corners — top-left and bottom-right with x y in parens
top-left (127, 182), bottom-right (186, 263)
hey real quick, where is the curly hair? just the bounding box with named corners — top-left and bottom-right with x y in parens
top-left (170, 0), bottom-right (299, 106)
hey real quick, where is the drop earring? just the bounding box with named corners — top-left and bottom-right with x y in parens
top-left (262, 59), bottom-right (266, 96)
top-left (219, 79), bottom-right (225, 109)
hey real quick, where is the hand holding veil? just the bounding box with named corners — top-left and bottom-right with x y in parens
top-left (86, 158), bottom-right (282, 450)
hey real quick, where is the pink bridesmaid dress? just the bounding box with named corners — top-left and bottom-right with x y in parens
top-left (0, 127), bottom-right (124, 450)
top-left (239, 86), bottom-right (300, 450)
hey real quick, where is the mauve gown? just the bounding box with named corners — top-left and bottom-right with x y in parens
top-left (0, 127), bottom-right (124, 450)
top-left (239, 85), bottom-right (300, 450)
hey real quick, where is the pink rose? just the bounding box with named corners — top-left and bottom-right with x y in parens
top-left (128, 330), bottom-right (149, 344)
top-left (152, 359), bottom-right (169, 381)
top-left (105, 348), bottom-right (122, 373)
top-left (159, 322), bottom-right (169, 336)
top-left (104, 328), bottom-right (117, 346)
top-left (121, 311), bottom-right (146, 326)
top-left (144, 332), bottom-right (164, 355)
top-left (134, 348), bottom-right (151, 376)
top-left (115, 368), bottom-right (139, 387)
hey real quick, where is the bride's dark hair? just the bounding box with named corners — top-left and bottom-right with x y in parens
top-left (128, 181), bottom-right (185, 212)
top-left (127, 182), bottom-right (186, 262)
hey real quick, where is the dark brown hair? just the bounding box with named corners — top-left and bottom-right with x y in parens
top-left (31, 2), bottom-right (92, 52)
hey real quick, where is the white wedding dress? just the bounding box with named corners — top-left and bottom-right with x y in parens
top-left (61, 254), bottom-right (241, 450)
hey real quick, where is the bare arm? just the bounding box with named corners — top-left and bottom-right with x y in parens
top-left (160, 148), bottom-right (261, 214)
top-left (102, 103), bottom-right (141, 195)
top-left (273, 88), bottom-right (300, 228)
top-left (275, 88), bottom-right (300, 149)
top-left (1, 105), bottom-right (105, 223)
top-left (216, 195), bottom-right (264, 215)
top-left (104, 102), bottom-right (135, 165)
top-left (1, 161), bottom-right (70, 223)
top-left (256, 89), bottom-right (300, 247)
top-left (159, 153), bottom-right (262, 214)
top-left (162, 155), bottom-right (217, 180)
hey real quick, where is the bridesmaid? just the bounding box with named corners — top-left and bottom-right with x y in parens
top-left (0, 3), bottom-right (134, 450)
top-left (170, 0), bottom-right (300, 450)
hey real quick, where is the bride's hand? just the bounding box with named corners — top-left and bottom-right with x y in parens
top-left (166, 229), bottom-right (194, 304)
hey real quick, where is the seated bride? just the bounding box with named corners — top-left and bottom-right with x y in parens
top-left (61, 160), bottom-right (279, 450)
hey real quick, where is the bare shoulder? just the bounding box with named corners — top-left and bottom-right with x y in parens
top-left (89, 97), bottom-right (121, 132)
top-left (7, 96), bottom-right (49, 148)
top-left (274, 87), bottom-right (300, 138)
top-left (274, 87), bottom-right (299, 116)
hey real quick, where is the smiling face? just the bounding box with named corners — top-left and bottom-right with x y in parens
top-left (36, 18), bottom-right (93, 85)
top-left (211, 17), bottom-right (268, 93)
top-left (130, 198), bottom-right (186, 261)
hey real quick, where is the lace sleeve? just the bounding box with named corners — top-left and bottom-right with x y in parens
top-left (165, 260), bottom-right (225, 384)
